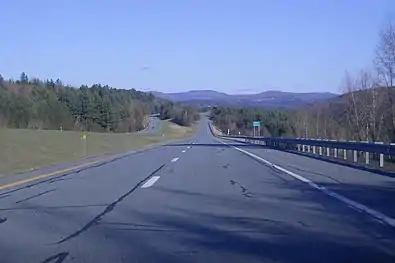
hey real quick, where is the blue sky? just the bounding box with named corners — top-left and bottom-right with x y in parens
top-left (0, 1), bottom-right (393, 93)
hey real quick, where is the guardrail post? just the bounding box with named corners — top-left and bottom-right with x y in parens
top-left (312, 145), bottom-right (316, 154)
top-left (302, 145), bottom-right (305, 152)
top-left (327, 147), bottom-right (330, 157)
top-left (319, 146), bottom-right (322, 156)
top-left (343, 149), bottom-right (347, 160)
top-left (297, 144), bottom-right (301, 151)
top-left (350, 141), bottom-right (357, 163)
top-left (334, 148), bottom-right (337, 158)
top-left (362, 141), bottom-right (369, 165)
top-left (375, 142), bottom-right (384, 168)
top-left (380, 152), bottom-right (384, 168)
top-left (307, 145), bottom-right (311, 153)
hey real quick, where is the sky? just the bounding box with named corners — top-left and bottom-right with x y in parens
top-left (0, 0), bottom-right (394, 94)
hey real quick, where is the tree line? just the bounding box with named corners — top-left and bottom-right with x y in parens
top-left (210, 107), bottom-right (294, 137)
top-left (0, 74), bottom-right (199, 132)
top-left (211, 20), bottom-right (395, 143)
top-left (296, 20), bottom-right (395, 143)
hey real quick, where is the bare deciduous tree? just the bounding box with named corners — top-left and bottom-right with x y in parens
top-left (342, 69), bottom-right (384, 141)
top-left (376, 20), bottom-right (395, 87)
top-left (342, 71), bottom-right (364, 140)
top-left (375, 19), bottom-right (395, 140)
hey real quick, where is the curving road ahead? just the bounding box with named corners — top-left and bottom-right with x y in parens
top-left (0, 116), bottom-right (395, 262)
top-left (137, 116), bottom-right (162, 134)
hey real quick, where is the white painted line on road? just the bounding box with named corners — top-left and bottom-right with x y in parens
top-left (171, 157), bottom-right (179, 162)
top-left (182, 150), bottom-right (186, 153)
top-left (141, 176), bottom-right (160, 188)
top-left (187, 146), bottom-right (191, 149)
top-left (218, 139), bottom-right (395, 228)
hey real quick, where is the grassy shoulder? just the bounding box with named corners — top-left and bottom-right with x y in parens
top-left (0, 120), bottom-right (195, 175)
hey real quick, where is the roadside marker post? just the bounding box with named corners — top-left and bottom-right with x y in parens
top-left (82, 134), bottom-right (87, 157)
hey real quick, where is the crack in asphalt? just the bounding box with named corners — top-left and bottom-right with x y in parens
top-left (222, 163), bottom-right (230, 169)
top-left (55, 163), bottom-right (166, 244)
top-left (230, 180), bottom-right (253, 198)
top-left (298, 220), bottom-right (309, 227)
top-left (41, 252), bottom-right (69, 263)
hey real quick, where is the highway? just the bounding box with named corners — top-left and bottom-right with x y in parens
top-left (0, 116), bottom-right (395, 263)
top-left (137, 116), bottom-right (162, 134)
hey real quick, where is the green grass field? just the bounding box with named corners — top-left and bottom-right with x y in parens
top-left (0, 121), bottom-right (195, 175)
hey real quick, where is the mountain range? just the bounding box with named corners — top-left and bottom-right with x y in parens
top-left (151, 90), bottom-right (338, 108)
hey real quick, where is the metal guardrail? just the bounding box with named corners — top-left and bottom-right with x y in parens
top-left (218, 134), bottom-right (395, 168)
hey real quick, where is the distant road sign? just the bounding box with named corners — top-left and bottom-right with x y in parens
top-left (253, 121), bottom-right (260, 127)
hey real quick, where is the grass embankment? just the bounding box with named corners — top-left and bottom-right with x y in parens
top-left (0, 121), bottom-right (195, 175)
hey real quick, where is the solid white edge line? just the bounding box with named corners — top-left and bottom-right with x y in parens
top-left (182, 150), bottom-right (186, 153)
top-left (141, 176), bottom-right (160, 188)
top-left (171, 157), bottom-right (180, 162)
top-left (218, 139), bottom-right (395, 228)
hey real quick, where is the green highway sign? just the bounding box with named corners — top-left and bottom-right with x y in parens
top-left (253, 121), bottom-right (260, 127)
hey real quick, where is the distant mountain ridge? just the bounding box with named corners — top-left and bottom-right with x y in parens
top-left (151, 90), bottom-right (338, 108)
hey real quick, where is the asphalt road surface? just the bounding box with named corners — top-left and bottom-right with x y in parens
top-left (0, 117), bottom-right (395, 263)
top-left (137, 117), bottom-right (162, 134)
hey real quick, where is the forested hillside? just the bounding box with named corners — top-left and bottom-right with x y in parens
top-left (210, 86), bottom-right (395, 142)
top-left (153, 90), bottom-right (337, 109)
top-left (0, 73), bottom-right (199, 132)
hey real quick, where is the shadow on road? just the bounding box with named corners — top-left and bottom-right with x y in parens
top-left (96, 183), bottom-right (395, 263)
top-left (166, 142), bottom-right (395, 178)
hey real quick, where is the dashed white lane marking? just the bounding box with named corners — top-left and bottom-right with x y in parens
top-left (171, 157), bottom-right (179, 162)
top-left (182, 150), bottom-right (186, 153)
top-left (141, 176), bottom-right (160, 188)
top-left (218, 139), bottom-right (395, 228)
top-left (187, 146), bottom-right (191, 149)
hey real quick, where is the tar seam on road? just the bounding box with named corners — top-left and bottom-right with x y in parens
top-left (41, 252), bottom-right (69, 263)
top-left (218, 139), bottom-right (395, 228)
top-left (55, 163), bottom-right (166, 244)
top-left (171, 157), bottom-right (179, 162)
top-left (15, 189), bottom-right (56, 204)
top-left (141, 176), bottom-right (161, 188)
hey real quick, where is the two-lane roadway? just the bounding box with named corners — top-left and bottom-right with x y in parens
top-left (0, 116), bottom-right (395, 262)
